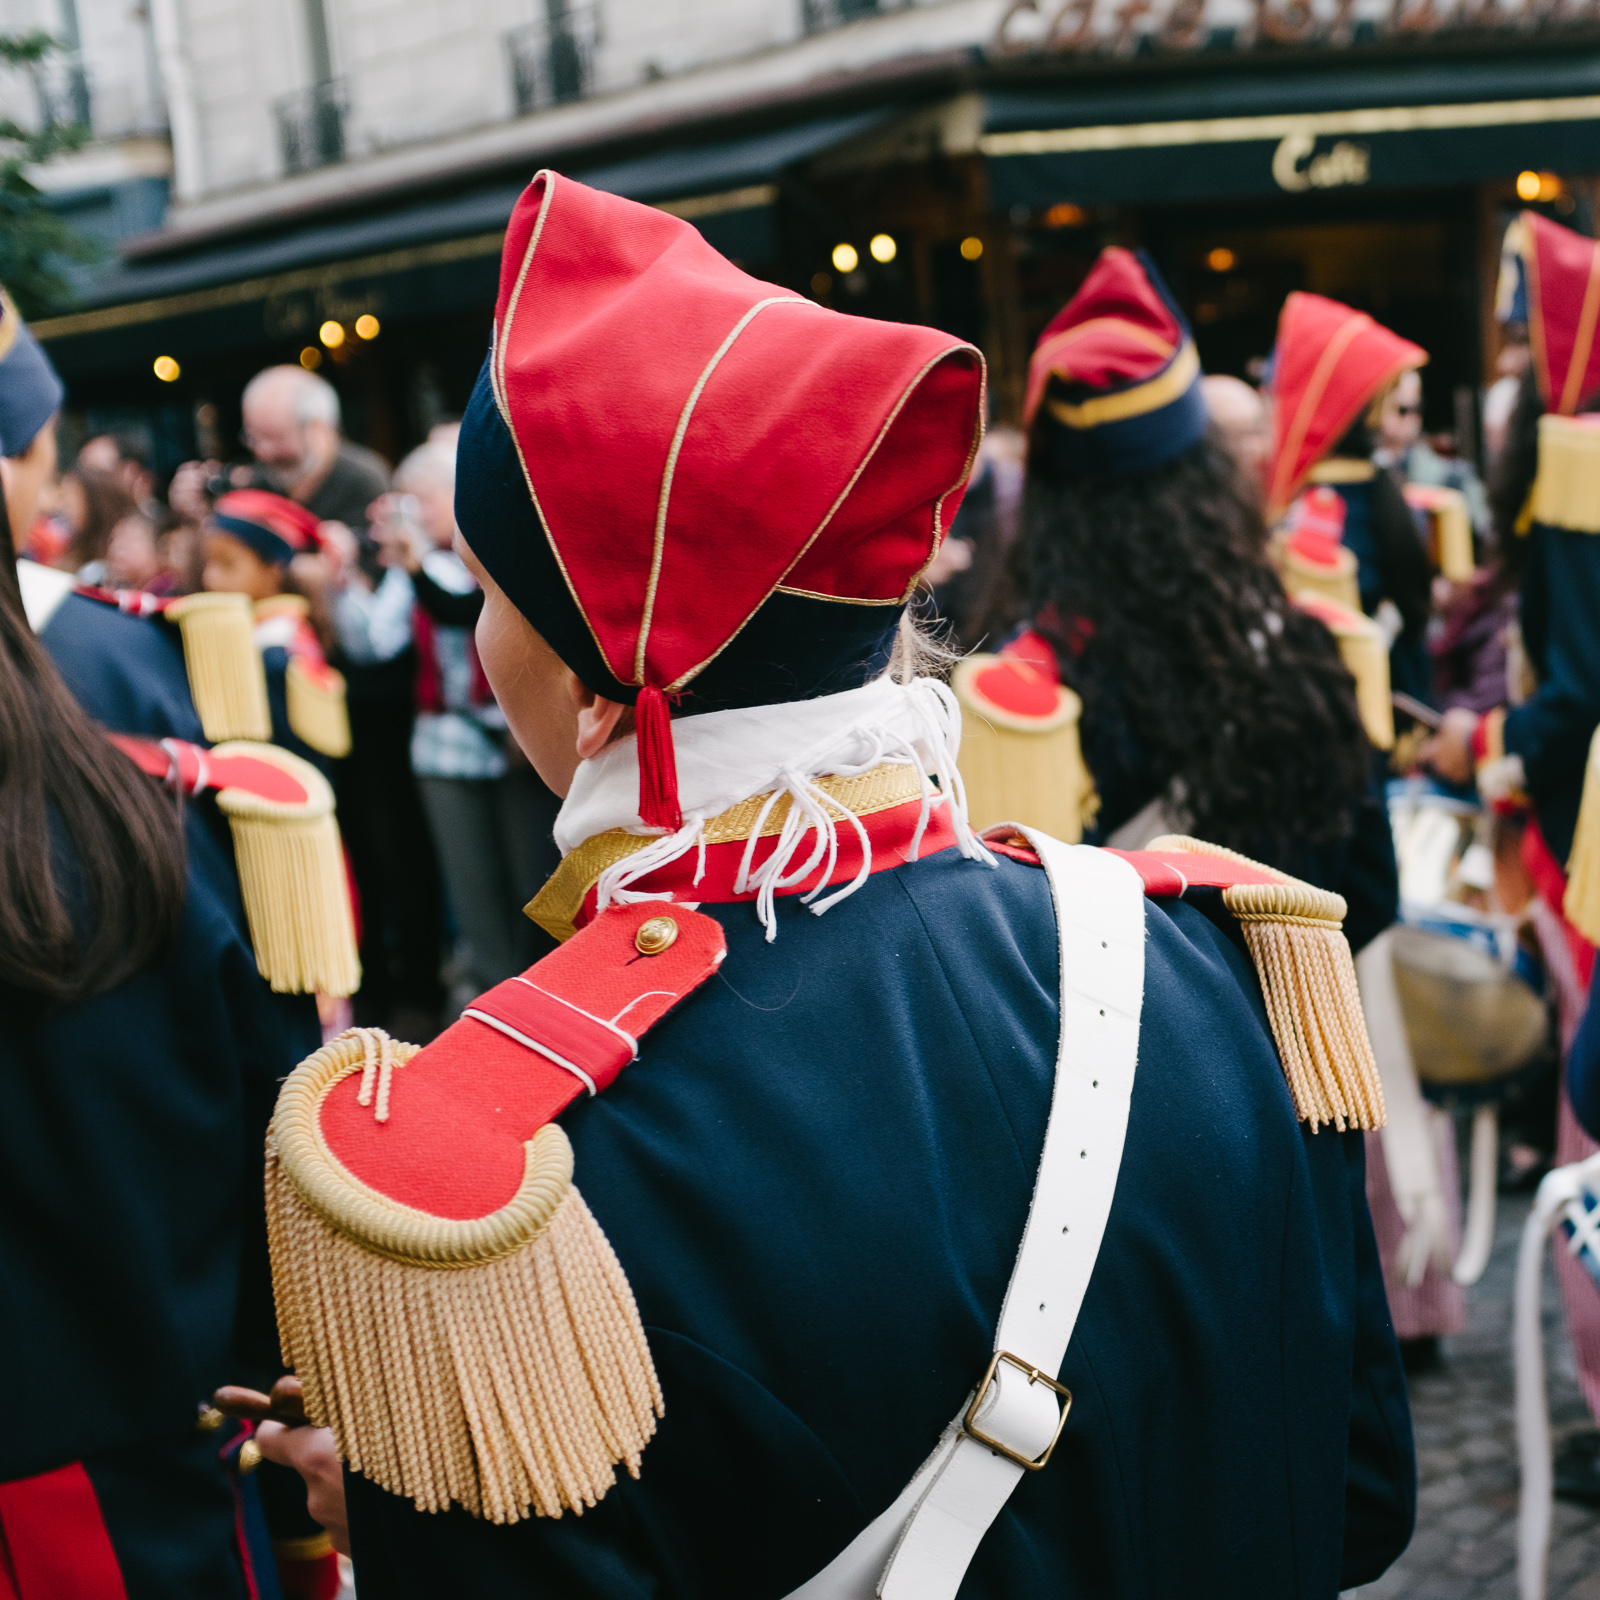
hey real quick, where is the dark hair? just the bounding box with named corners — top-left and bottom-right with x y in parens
top-left (64, 467), bottom-right (137, 570)
top-left (1011, 429), bottom-right (1371, 858)
top-left (0, 507), bottom-right (187, 1003)
top-left (1486, 366), bottom-right (1544, 595)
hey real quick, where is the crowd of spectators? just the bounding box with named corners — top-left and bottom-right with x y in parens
top-left (23, 363), bottom-right (561, 1040)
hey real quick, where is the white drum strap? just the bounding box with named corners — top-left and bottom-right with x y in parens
top-left (784, 830), bottom-right (1146, 1600)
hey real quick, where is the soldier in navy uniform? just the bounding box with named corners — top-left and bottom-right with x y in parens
top-left (254, 174), bottom-right (1414, 1599)
top-left (0, 293), bottom-right (346, 1600)
top-left (1421, 209), bottom-right (1600, 1505)
top-left (969, 247), bottom-right (1397, 953)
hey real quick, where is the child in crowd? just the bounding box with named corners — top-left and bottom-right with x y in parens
top-left (202, 488), bottom-right (349, 767)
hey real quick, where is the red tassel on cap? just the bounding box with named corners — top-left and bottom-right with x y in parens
top-left (635, 684), bottom-right (683, 832)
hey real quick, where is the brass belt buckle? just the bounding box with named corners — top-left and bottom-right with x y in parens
top-left (961, 1349), bottom-right (1073, 1471)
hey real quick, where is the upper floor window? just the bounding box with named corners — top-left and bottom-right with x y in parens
top-left (276, 78), bottom-right (348, 173)
top-left (505, 3), bottom-right (600, 114)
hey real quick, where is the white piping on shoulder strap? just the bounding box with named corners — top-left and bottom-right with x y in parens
top-left (784, 827), bottom-right (1147, 1600)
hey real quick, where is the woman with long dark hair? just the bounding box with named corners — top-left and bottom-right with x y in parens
top-left (997, 249), bottom-right (1396, 949)
top-left (0, 296), bottom-right (322, 1597)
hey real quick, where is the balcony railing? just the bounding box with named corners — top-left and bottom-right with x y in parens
top-left (30, 53), bottom-right (92, 132)
top-left (801, 0), bottom-right (881, 32)
top-left (276, 78), bottom-right (349, 175)
top-left (505, 7), bottom-right (600, 114)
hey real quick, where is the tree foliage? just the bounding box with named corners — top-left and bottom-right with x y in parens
top-left (0, 30), bottom-right (98, 319)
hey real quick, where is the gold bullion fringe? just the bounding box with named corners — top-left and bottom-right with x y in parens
top-left (168, 593), bottom-right (273, 742)
top-left (1565, 726), bottom-right (1600, 947)
top-left (266, 1036), bottom-right (662, 1524)
top-left (285, 656), bottom-right (352, 759)
top-left (211, 741), bottom-right (360, 996)
top-left (1148, 834), bottom-right (1386, 1133)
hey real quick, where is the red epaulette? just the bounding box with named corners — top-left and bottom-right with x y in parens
top-left (952, 629), bottom-right (1070, 729)
top-left (112, 734), bottom-right (359, 997)
top-left (75, 583), bottom-right (173, 617)
top-left (980, 825), bottom-right (1384, 1138)
top-left (982, 827), bottom-right (1279, 896)
top-left (265, 901), bottom-right (725, 1523)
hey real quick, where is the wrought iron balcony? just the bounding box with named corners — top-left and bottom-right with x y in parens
top-left (275, 78), bottom-right (349, 175)
top-left (505, 6), bottom-right (600, 114)
top-left (30, 53), bottom-right (92, 132)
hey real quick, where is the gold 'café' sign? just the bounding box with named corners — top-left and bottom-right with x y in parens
top-left (1272, 134), bottom-right (1372, 190)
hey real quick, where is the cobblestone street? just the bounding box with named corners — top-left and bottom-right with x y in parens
top-left (1347, 1195), bottom-right (1600, 1600)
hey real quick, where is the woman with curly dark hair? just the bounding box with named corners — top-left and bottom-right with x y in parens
top-left (990, 249), bottom-right (1396, 950)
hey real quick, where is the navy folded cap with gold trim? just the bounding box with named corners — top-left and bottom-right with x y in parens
top-left (1024, 247), bottom-right (1208, 480)
top-left (0, 289), bottom-right (65, 458)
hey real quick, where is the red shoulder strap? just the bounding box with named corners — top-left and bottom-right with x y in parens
top-left (317, 902), bottom-right (726, 1219)
top-left (979, 826), bottom-right (1281, 897)
top-left (74, 585), bottom-right (172, 618)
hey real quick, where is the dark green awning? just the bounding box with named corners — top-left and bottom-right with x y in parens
top-left (984, 52), bottom-right (1600, 208)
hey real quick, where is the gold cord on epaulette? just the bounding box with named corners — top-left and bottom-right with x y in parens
top-left (1149, 834), bottom-right (1385, 1133)
top-left (211, 741), bottom-right (360, 996)
top-left (266, 1028), bottom-right (662, 1524)
top-left (285, 657), bottom-right (352, 758)
top-left (166, 593), bottom-right (272, 742)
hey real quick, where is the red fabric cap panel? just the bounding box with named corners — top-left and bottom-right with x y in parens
top-left (492, 172), bottom-right (983, 692)
top-left (319, 902), bottom-right (726, 1219)
top-left (1524, 210), bottom-right (1600, 416)
top-left (214, 490), bottom-right (322, 552)
top-left (0, 1464), bottom-right (129, 1600)
top-left (1267, 291), bottom-right (1427, 517)
top-left (1023, 248), bottom-right (1182, 426)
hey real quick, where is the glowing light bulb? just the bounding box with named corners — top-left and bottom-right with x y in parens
top-left (319, 320), bottom-right (346, 349)
top-left (831, 242), bottom-right (859, 273)
top-left (959, 236), bottom-right (984, 261)
top-left (1516, 170), bottom-right (1542, 202)
top-left (354, 314), bottom-right (380, 340)
top-left (1207, 247), bottom-right (1235, 272)
top-left (152, 355), bottom-right (180, 382)
top-left (869, 233), bottom-right (896, 263)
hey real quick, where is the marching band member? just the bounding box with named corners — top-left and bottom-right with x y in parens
top-left (254, 175), bottom-right (1413, 1599)
top-left (2, 294), bottom-right (356, 1600)
top-left (1266, 292), bottom-right (1435, 707)
top-left (1422, 210), bottom-right (1600, 1500)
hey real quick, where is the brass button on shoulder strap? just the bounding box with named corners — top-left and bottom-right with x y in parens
top-left (634, 916), bottom-right (679, 955)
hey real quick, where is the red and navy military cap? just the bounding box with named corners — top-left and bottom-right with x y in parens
top-left (1023, 247), bottom-right (1207, 480)
top-left (1265, 292), bottom-right (1426, 519)
top-left (212, 489), bottom-right (323, 567)
top-left (455, 170), bottom-right (985, 829)
top-left (1504, 210), bottom-right (1600, 417)
top-left (0, 288), bottom-right (64, 459)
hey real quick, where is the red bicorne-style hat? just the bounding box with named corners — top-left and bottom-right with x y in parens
top-left (1023, 247), bottom-right (1207, 478)
top-left (1516, 210), bottom-right (1600, 416)
top-left (1265, 292), bottom-right (1426, 519)
top-left (213, 489), bottom-right (323, 566)
top-left (464, 171), bottom-right (985, 833)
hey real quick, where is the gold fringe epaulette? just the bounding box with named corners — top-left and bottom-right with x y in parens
top-left (1290, 593), bottom-right (1395, 751)
top-left (267, 1033), bottom-right (659, 1522)
top-left (212, 741), bottom-right (361, 996)
top-left (951, 647), bottom-right (1097, 843)
top-left (167, 593), bottom-right (273, 742)
top-left (1531, 415), bottom-right (1600, 535)
top-left (1147, 834), bottom-right (1386, 1133)
top-left (285, 657), bottom-right (352, 759)
top-left (1565, 726), bottom-right (1600, 947)
top-left (265, 907), bottom-right (723, 1521)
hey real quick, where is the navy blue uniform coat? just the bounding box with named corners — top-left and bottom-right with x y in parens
top-left (344, 847), bottom-right (1415, 1598)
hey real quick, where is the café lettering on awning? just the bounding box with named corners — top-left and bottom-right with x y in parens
top-left (980, 8), bottom-right (1600, 210)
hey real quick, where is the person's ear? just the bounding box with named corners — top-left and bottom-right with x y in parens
top-left (566, 671), bottom-right (628, 760)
